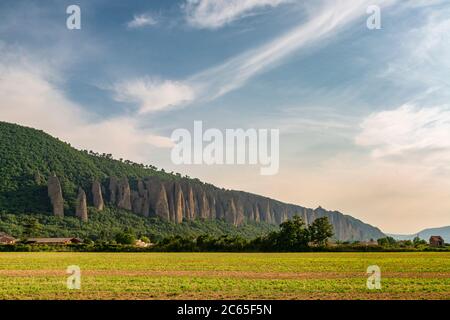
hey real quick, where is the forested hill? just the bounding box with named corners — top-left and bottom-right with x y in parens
top-left (0, 121), bottom-right (385, 241)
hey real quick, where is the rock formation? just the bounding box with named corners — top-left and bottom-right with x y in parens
top-left (146, 179), bottom-right (170, 220)
top-left (198, 188), bottom-right (210, 219)
top-left (117, 177), bottom-right (131, 210)
top-left (75, 187), bottom-right (88, 222)
top-left (92, 180), bottom-right (104, 211)
top-left (65, 175), bottom-right (384, 240)
top-left (0, 121), bottom-right (385, 242)
top-left (142, 191), bottom-right (151, 217)
top-left (47, 174), bottom-right (64, 217)
top-left (165, 181), bottom-right (176, 222)
top-left (253, 203), bottom-right (260, 222)
top-left (131, 190), bottom-right (142, 215)
top-left (174, 182), bottom-right (185, 223)
top-left (224, 197), bottom-right (237, 225)
top-left (182, 183), bottom-right (195, 220)
top-left (137, 179), bottom-right (145, 197)
top-left (109, 177), bottom-right (118, 205)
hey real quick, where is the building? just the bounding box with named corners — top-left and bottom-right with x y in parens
top-left (429, 236), bottom-right (445, 247)
top-left (0, 232), bottom-right (16, 244)
top-left (25, 237), bottom-right (83, 245)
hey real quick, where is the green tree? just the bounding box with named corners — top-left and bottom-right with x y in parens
top-left (276, 215), bottom-right (310, 251)
top-left (83, 238), bottom-right (94, 245)
top-left (404, 240), bottom-right (413, 247)
top-left (413, 236), bottom-right (427, 247)
top-left (309, 217), bottom-right (334, 246)
top-left (22, 217), bottom-right (42, 238)
top-left (377, 236), bottom-right (397, 247)
top-left (115, 232), bottom-right (136, 245)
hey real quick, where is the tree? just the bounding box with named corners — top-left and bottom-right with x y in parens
top-left (309, 217), bottom-right (334, 246)
top-left (413, 236), bottom-right (427, 247)
top-left (276, 215), bottom-right (310, 251)
top-left (115, 232), bottom-right (136, 245)
top-left (377, 236), bottom-right (397, 247)
top-left (83, 238), bottom-right (94, 245)
top-left (22, 217), bottom-right (42, 238)
top-left (404, 240), bottom-right (413, 247)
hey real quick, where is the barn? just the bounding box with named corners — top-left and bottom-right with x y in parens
top-left (429, 236), bottom-right (445, 247)
top-left (0, 232), bottom-right (16, 244)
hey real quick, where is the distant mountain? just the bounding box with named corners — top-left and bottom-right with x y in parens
top-left (389, 226), bottom-right (450, 243)
top-left (0, 121), bottom-right (385, 241)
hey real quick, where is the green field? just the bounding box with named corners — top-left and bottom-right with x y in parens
top-left (0, 252), bottom-right (449, 300)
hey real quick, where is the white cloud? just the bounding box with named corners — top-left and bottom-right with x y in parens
top-left (412, 8), bottom-right (450, 70)
top-left (127, 14), bottom-right (158, 29)
top-left (117, 1), bottom-right (399, 113)
top-left (379, 3), bottom-right (450, 105)
top-left (0, 49), bottom-right (173, 164)
top-left (355, 105), bottom-right (450, 167)
top-left (112, 77), bottom-right (195, 114)
top-left (184, 0), bottom-right (288, 29)
top-left (189, 0), bottom-right (397, 101)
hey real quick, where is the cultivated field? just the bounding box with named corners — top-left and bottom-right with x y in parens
top-left (0, 252), bottom-right (449, 300)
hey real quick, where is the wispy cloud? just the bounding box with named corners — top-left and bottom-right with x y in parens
top-left (120, 0), bottom-right (397, 114)
top-left (127, 13), bottom-right (158, 29)
top-left (379, 1), bottom-right (450, 102)
top-left (112, 77), bottom-right (195, 114)
top-left (355, 105), bottom-right (450, 168)
top-left (189, 0), bottom-right (396, 101)
top-left (184, 0), bottom-right (288, 29)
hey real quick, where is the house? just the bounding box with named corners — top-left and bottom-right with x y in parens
top-left (25, 237), bottom-right (83, 245)
top-left (0, 232), bottom-right (16, 244)
top-left (429, 236), bottom-right (445, 247)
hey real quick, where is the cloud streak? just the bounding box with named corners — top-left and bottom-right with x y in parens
top-left (356, 105), bottom-right (450, 164)
top-left (188, 0), bottom-right (396, 101)
top-left (127, 14), bottom-right (158, 29)
top-left (112, 77), bottom-right (195, 114)
top-left (184, 0), bottom-right (288, 29)
top-left (119, 0), bottom-right (397, 114)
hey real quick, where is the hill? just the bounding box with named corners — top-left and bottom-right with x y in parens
top-left (0, 121), bottom-right (385, 241)
top-left (389, 226), bottom-right (450, 243)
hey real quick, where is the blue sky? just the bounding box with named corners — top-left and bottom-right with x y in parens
top-left (1, 0), bottom-right (450, 233)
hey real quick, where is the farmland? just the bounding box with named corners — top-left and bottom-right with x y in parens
top-left (0, 252), bottom-right (449, 300)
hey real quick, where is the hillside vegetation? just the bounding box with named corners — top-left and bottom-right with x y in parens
top-left (0, 121), bottom-right (385, 241)
top-left (0, 121), bottom-right (174, 214)
top-left (0, 208), bottom-right (277, 242)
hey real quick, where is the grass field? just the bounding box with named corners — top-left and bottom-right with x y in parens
top-left (0, 252), bottom-right (449, 300)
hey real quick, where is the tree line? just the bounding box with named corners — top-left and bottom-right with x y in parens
top-left (149, 215), bottom-right (334, 252)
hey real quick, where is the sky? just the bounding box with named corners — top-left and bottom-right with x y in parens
top-left (1, 0), bottom-right (449, 234)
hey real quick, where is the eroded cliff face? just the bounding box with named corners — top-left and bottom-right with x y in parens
top-left (47, 174), bottom-right (64, 217)
top-left (117, 177), bottom-right (132, 211)
top-left (92, 180), bottom-right (104, 211)
top-left (75, 187), bottom-right (88, 222)
top-left (48, 174), bottom-right (384, 241)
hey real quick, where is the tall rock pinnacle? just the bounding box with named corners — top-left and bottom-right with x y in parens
top-left (92, 180), bottom-right (104, 211)
top-left (117, 177), bottom-right (132, 210)
top-left (76, 187), bottom-right (88, 222)
top-left (47, 174), bottom-right (64, 217)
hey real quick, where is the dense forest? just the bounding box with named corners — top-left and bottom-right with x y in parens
top-left (0, 207), bottom-right (277, 242)
top-left (0, 121), bottom-right (177, 214)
